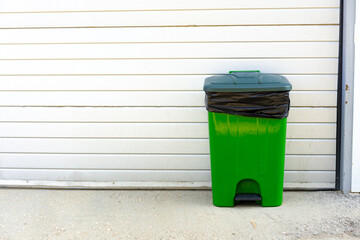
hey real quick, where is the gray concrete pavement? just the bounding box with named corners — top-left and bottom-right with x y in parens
top-left (0, 189), bottom-right (359, 240)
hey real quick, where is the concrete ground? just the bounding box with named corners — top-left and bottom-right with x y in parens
top-left (0, 190), bottom-right (359, 240)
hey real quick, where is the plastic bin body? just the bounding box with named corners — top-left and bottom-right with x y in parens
top-left (205, 71), bottom-right (291, 207)
top-left (208, 112), bottom-right (287, 207)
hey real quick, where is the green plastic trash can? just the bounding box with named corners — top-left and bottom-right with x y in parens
top-left (204, 71), bottom-right (292, 207)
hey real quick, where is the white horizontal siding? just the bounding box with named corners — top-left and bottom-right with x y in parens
top-left (0, 180), bottom-right (335, 190)
top-left (0, 59), bottom-right (338, 75)
top-left (0, 0), bottom-right (339, 189)
top-left (0, 170), bottom-right (335, 186)
top-left (0, 123), bottom-right (336, 139)
top-left (0, 107), bottom-right (336, 123)
top-left (0, 91), bottom-right (336, 107)
top-left (0, 0), bottom-right (339, 13)
top-left (0, 9), bottom-right (339, 28)
top-left (0, 43), bottom-right (339, 59)
top-left (0, 139), bottom-right (336, 155)
top-left (0, 154), bottom-right (335, 171)
top-left (0, 75), bottom-right (338, 91)
top-left (0, 26), bottom-right (339, 44)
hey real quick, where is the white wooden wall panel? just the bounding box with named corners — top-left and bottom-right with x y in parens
top-left (0, 26), bottom-right (339, 44)
top-left (0, 9), bottom-right (339, 28)
top-left (0, 91), bottom-right (336, 107)
top-left (0, 180), bottom-right (335, 190)
top-left (0, 139), bottom-right (336, 155)
top-left (0, 0), bottom-right (339, 189)
top-left (0, 75), bottom-right (338, 91)
top-left (0, 154), bottom-right (336, 171)
top-left (0, 0), bottom-right (339, 12)
top-left (0, 169), bottom-right (335, 184)
top-left (0, 107), bottom-right (336, 123)
top-left (0, 43), bottom-right (339, 59)
top-left (0, 59), bottom-right (338, 75)
top-left (0, 123), bottom-right (336, 139)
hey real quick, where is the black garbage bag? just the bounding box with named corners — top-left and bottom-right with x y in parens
top-left (205, 90), bottom-right (290, 119)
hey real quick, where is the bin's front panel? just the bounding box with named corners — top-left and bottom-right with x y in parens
top-left (208, 112), bottom-right (287, 207)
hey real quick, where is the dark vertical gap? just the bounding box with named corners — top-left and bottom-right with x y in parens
top-left (336, 0), bottom-right (344, 190)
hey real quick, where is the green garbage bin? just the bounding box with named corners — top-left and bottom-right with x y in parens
top-left (204, 71), bottom-right (292, 207)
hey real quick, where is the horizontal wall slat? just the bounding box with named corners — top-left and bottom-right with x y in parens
top-left (284, 171), bottom-right (335, 183)
top-left (290, 92), bottom-right (337, 107)
top-left (0, 154), bottom-right (213, 170)
top-left (0, 26), bottom-right (340, 43)
top-left (286, 140), bottom-right (336, 155)
top-left (0, 59), bottom-right (338, 75)
top-left (0, 169), bottom-right (211, 182)
top-left (0, 75), bottom-right (338, 91)
top-left (0, 91), bottom-right (336, 107)
top-left (0, 9), bottom-right (339, 29)
top-left (0, 123), bottom-right (336, 139)
top-left (0, 169), bottom-right (335, 183)
top-left (287, 108), bottom-right (336, 123)
top-left (284, 182), bottom-right (334, 189)
top-left (0, 139), bottom-right (212, 154)
top-left (0, 0), bottom-right (340, 13)
top-left (0, 107), bottom-right (336, 123)
top-left (0, 139), bottom-right (336, 154)
top-left (288, 75), bottom-right (338, 91)
top-left (0, 42), bottom-right (339, 59)
top-left (284, 155), bottom-right (336, 171)
top-left (0, 154), bottom-right (336, 171)
top-left (0, 123), bottom-right (211, 139)
top-left (286, 124), bottom-right (336, 138)
top-left (0, 180), bottom-right (334, 190)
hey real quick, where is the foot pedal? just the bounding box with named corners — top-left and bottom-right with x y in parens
top-left (234, 193), bottom-right (262, 202)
